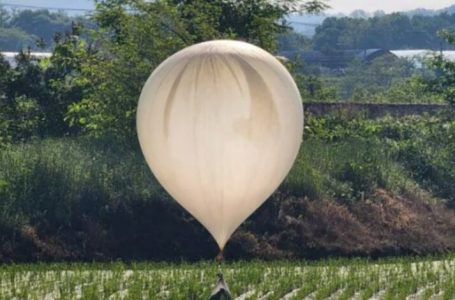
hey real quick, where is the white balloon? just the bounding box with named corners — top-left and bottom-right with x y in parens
top-left (137, 40), bottom-right (303, 250)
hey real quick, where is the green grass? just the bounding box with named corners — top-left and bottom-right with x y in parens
top-left (0, 256), bottom-right (454, 299)
top-left (0, 137), bottom-right (165, 227)
top-left (283, 136), bottom-right (417, 203)
top-left (0, 116), bottom-right (449, 228)
top-left (0, 128), bottom-right (424, 229)
top-left (0, 114), bottom-right (454, 261)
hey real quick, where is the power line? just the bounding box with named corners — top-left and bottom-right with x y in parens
top-left (288, 21), bottom-right (321, 27)
top-left (0, 2), bottom-right (94, 12)
top-left (0, 3), bottom-right (324, 24)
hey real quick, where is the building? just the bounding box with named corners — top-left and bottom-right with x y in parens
top-left (1, 52), bottom-right (52, 68)
top-left (280, 49), bottom-right (397, 69)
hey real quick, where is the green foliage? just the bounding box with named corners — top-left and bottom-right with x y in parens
top-left (0, 256), bottom-right (454, 298)
top-left (44, 24), bottom-right (95, 135)
top-left (1, 112), bottom-right (455, 260)
top-left (425, 30), bottom-right (455, 104)
top-left (4, 114), bottom-right (450, 232)
top-left (284, 136), bottom-right (410, 203)
top-left (296, 53), bottom-right (438, 103)
top-left (0, 25), bottom-right (94, 144)
top-left (0, 137), bottom-right (158, 226)
top-left (313, 13), bottom-right (454, 51)
top-left (0, 7), bottom-right (86, 51)
top-left (296, 74), bottom-right (338, 101)
top-left (1, 0), bottom-right (455, 262)
top-left (0, 52), bottom-right (49, 141)
top-left (68, 1), bottom-right (186, 137)
top-left (0, 27), bottom-right (35, 51)
top-left (334, 56), bottom-right (418, 100)
top-left (295, 113), bottom-right (455, 205)
top-left (0, 136), bottom-right (221, 260)
top-left (9, 10), bottom-right (72, 49)
top-left (0, 54), bottom-right (12, 145)
top-left (0, 6), bottom-right (9, 27)
top-left (285, 59), bottom-right (338, 102)
top-left (278, 30), bottom-right (311, 52)
top-left (67, 0), bottom-right (327, 138)
top-left (370, 76), bottom-right (445, 103)
top-left (9, 96), bottom-right (43, 140)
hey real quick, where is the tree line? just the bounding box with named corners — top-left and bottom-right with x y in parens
top-left (312, 13), bottom-right (455, 51)
top-left (0, 0), bottom-right (328, 143)
top-left (0, 6), bottom-right (90, 51)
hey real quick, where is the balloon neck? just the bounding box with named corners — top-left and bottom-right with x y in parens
top-left (216, 249), bottom-right (224, 265)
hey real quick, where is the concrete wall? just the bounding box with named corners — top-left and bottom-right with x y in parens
top-left (304, 102), bottom-right (451, 118)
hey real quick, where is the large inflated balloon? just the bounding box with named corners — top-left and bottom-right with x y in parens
top-left (137, 40), bottom-right (303, 250)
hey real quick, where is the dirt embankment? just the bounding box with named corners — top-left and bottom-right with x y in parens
top-left (1, 189), bottom-right (455, 262)
top-left (228, 189), bottom-right (455, 259)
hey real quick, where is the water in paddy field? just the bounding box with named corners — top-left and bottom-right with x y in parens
top-left (0, 257), bottom-right (454, 299)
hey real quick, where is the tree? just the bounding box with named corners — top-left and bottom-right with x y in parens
top-left (336, 56), bottom-right (416, 100)
top-left (0, 8), bottom-right (89, 51)
top-left (0, 53), bottom-right (12, 145)
top-left (0, 22), bottom-right (93, 142)
top-left (9, 10), bottom-right (72, 48)
top-left (40, 23), bottom-right (96, 136)
top-left (0, 51), bottom-right (46, 142)
top-left (0, 5), bottom-right (10, 27)
top-left (278, 30), bottom-right (311, 51)
top-left (0, 27), bottom-right (35, 51)
top-left (67, 0), bottom-right (327, 138)
top-left (370, 76), bottom-right (444, 104)
top-left (312, 13), bottom-right (455, 51)
top-left (425, 30), bottom-right (455, 104)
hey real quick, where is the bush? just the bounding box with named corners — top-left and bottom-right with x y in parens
top-left (300, 113), bottom-right (455, 205)
top-left (283, 136), bottom-right (413, 203)
top-left (1, 112), bottom-right (455, 260)
top-left (0, 137), bottom-right (219, 261)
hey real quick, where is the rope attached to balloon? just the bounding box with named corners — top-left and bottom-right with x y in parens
top-left (210, 249), bottom-right (231, 300)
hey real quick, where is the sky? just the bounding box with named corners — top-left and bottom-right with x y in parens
top-left (0, 1), bottom-right (94, 11)
top-left (1, 0), bottom-right (455, 14)
top-left (326, 0), bottom-right (455, 14)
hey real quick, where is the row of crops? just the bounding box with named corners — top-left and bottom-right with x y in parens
top-left (0, 255), bottom-right (454, 299)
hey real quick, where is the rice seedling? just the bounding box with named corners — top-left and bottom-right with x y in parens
top-left (0, 255), bottom-right (454, 299)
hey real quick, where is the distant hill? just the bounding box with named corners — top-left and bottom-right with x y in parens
top-left (0, 0), bottom-right (94, 15)
top-left (2, 1), bottom-right (455, 37)
top-left (0, 5), bottom-right (91, 51)
top-left (3, 1), bottom-right (455, 18)
top-left (290, 3), bottom-right (455, 37)
top-left (0, 0), bottom-right (93, 8)
top-left (406, 4), bottom-right (455, 16)
top-left (446, 4), bottom-right (455, 14)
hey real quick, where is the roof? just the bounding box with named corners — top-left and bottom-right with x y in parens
top-left (280, 49), bottom-right (397, 68)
